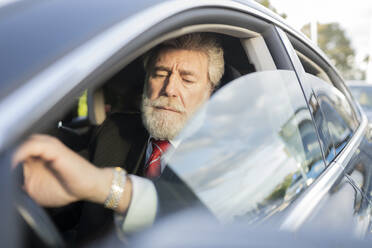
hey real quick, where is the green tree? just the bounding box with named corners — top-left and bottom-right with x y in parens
top-left (254, 0), bottom-right (287, 19)
top-left (301, 22), bottom-right (363, 80)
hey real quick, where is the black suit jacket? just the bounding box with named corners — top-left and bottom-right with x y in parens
top-left (89, 112), bottom-right (149, 174)
top-left (76, 112), bottom-right (210, 242)
top-left (76, 112), bottom-right (148, 241)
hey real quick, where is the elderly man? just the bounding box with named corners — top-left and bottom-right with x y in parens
top-left (13, 33), bottom-right (225, 233)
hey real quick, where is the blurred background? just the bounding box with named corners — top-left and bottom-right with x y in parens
top-left (255, 0), bottom-right (372, 84)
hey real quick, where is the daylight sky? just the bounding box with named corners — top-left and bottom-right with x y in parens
top-left (270, 0), bottom-right (372, 70)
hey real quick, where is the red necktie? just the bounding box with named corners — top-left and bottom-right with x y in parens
top-left (145, 139), bottom-right (171, 179)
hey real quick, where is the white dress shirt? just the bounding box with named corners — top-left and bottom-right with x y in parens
top-left (115, 137), bottom-right (180, 235)
top-left (115, 106), bottom-right (206, 235)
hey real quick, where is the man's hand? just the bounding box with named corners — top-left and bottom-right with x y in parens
top-left (12, 134), bottom-right (131, 210)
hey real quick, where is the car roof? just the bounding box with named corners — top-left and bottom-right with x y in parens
top-left (0, 0), bottom-right (329, 101)
top-left (0, 0), bottom-right (163, 100)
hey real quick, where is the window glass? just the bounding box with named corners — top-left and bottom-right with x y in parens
top-left (304, 74), bottom-right (356, 157)
top-left (289, 37), bottom-right (360, 131)
top-left (166, 70), bottom-right (325, 223)
top-left (296, 52), bottom-right (331, 83)
top-left (289, 43), bottom-right (359, 159)
top-left (308, 93), bottom-right (335, 164)
top-left (349, 86), bottom-right (372, 110)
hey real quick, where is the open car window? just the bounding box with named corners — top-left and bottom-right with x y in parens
top-left (165, 70), bottom-right (325, 223)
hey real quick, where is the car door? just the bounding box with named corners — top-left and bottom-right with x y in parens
top-left (1, 0), bottom-right (371, 246)
top-left (278, 27), bottom-right (372, 236)
top-left (158, 15), bottom-right (371, 239)
top-left (155, 10), bottom-right (329, 230)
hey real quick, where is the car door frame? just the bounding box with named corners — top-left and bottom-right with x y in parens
top-left (275, 26), bottom-right (371, 235)
top-left (2, 0), bottom-right (370, 241)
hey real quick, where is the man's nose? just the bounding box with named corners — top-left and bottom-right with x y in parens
top-left (163, 73), bottom-right (180, 97)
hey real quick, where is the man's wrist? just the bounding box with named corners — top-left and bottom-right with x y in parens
top-left (82, 167), bottom-right (132, 213)
top-left (84, 167), bottom-right (113, 204)
top-left (104, 167), bottom-right (127, 210)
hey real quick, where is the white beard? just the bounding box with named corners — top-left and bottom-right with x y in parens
top-left (141, 95), bottom-right (188, 140)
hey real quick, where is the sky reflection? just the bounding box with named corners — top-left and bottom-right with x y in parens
top-left (167, 70), bottom-right (324, 222)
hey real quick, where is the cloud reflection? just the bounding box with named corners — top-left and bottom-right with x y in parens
top-left (167, 71), bottom-right (325, 223)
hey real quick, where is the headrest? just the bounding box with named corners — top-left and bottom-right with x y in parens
top-left (214, 64), bottom-right (241, 93)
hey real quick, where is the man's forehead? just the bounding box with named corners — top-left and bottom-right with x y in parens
top-left (154, 48), bottom-right (208, 69)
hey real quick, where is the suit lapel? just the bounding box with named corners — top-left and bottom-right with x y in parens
top-left (124, 130), bottom-right (149, 175)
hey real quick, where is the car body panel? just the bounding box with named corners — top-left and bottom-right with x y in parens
top-left (277, 22), bottom-right (372, 235)
top-left (0, 0), bottom-right (371, 246)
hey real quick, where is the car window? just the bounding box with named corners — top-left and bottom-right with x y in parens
top-left (298, 62), bottom-right (358, 161)
top-left (296, 51), bottom-right (358, 131)
top-left (166, 70), bottom-right (325, 223)
top-left (287, 38), bottom-right (359, 162)
top-left (304, 74), bottom-right (356, 156)
top-left (296, 51), bottom-right (332, 84)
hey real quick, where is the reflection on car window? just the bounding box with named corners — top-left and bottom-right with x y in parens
top-left (304, 74), bottom-right (356, 159)
top-left (350, 86), bottom-right (372, 110)
top-left (166, 70), bottom-right (325, 223)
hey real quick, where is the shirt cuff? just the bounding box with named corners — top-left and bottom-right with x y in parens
top-left (115, 175), bottom-right (158, 234)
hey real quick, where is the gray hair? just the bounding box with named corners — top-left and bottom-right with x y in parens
top-left (143, 33), bottom-right (225, 89)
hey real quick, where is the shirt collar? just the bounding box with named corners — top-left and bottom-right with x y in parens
top-left (147, 136), bottom-right (181, 149)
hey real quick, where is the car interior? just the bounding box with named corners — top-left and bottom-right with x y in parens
top-left (296, 51), bottom-right (332, 83)
top-left (4, 1), bottom-right (370, 245)
top-left (22, 23), bottom-right (364, 247)
top-left (54, 31), bottom-right (262, 154)
top-left (13, 18), bottom-right (370, 247)
top-left (20, 27), bottom-right (277, 246)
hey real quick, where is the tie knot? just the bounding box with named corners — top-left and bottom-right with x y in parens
top-left (145, 139), bottom-right (171, 179)
top-left (151, 139), bottom-right (171, 154)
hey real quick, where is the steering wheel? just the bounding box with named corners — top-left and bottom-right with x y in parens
top-left (13, 163), bottom-right (65, 248)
